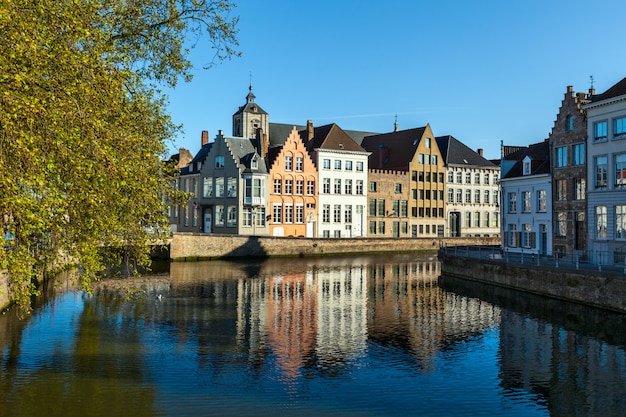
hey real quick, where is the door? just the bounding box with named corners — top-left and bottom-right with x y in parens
top-left (540, 224), bottom-right (547, 255)
top-left (204, 209), bottom-right (212, 234)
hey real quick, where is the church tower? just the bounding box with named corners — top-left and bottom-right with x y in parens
top-left (232, 84), bottom-right (269, 140)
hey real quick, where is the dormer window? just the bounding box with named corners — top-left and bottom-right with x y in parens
top-left (251, 156), bottom-right (258, 170)
top-left (215, 156), bottom-right (224, 169)
top-left (523, 156), bottom-right (532, 175)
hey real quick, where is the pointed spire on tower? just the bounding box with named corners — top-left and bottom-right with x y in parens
top-left (247, 72), bottom-right (256, 104)
top-left (394, 114), bottom-right (398, 132)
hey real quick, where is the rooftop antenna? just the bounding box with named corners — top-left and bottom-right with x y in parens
top-left (589, 75), bottom-right (594, 90)
top-left (394, 114), bottom-right (398, 132)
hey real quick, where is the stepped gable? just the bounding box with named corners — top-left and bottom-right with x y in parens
top-left (436, 135), bottom-right (496, 167)
top-left (503, 140), bottom-right (550, 179)
top-left (361, 126), bottom-right (427, 171)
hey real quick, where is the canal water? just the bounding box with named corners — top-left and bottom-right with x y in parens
top-left (1, 254), bottom-right (625, 417)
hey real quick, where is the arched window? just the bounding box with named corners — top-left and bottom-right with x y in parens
top-left (566, 115), bottom-right (573, 131)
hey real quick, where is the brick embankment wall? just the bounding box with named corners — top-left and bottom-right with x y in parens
top-left (169, 233), bottom-right (500, 261)
top-left (439, 251), bottom-right (626, 313)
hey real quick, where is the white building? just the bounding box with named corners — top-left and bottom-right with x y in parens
top-left (302, 121), bottom-right (370, 238)
top-left (583, 77), bottom-right (626, 265)
top-left (500, 140), bottom-right (553, 256)
top-left (436, 136), bottom-right (501, 237)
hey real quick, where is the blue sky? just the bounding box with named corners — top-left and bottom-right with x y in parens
top-left (165, 0), bottom-right (626, 161)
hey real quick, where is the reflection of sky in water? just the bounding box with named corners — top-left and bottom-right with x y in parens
top-left (3, 256), bottom-right (625, 416)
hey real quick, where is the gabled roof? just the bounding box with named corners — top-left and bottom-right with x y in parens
top-left (435, 135), bottom-right (496, 168)
top-left (301, 123), bottom-right (365, 153)
top-left (361, 126), bottom-right (428, 171)
top-left (503, 140), bottom-right (550, 179)
top-left (590, 77), bottom-right (626, 103)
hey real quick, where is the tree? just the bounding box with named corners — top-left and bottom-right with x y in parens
top-left (0, 0), bottom-right (240, 312)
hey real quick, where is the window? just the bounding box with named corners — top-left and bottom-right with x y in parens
top-left (395, 183), bottom-right (402, 193)
top-left (418, 172), bottom-right (424, 182)
top-left (456, 172), bottom-right (462, 183)
top-left (615, 153), bottom-right (626, 187)
top-left (484, 190), bottom-right (490, 204)
top-left (251, 157), bottom-right (258, 170)
top-left (594, 121), bottom-right (608, 141)
top-left (412, 171), bottom-right (418, 181)
top-left (465, 189), bottom-right (471, 203)
top-left (483, 212), bottom-right (489, 228)
top-left (273, 178), bottom-right (282, 194)
top-left (465, 212), bottom-right (471, 228)
top-left (378, 199), bottom-right (385, 216)
top-left (285, 179), bottom-right (293, 194)
top-left (473, 211), bottom-right (480, 227)
top-left (425, 138), bottom-right (431, 148)
top-left (334, 179), bottom-right (341, 194)
top-left (369, 221), bottom-right (376, 235)
top-left (401, 201), bottom-right (408, 217)
top-left (214, 205), bottom-right (224, 227)
top-left (439, 173), bottom-right (444, 183)
top-left (285, 156), bottom-right (293, 171)
top-left (345, 206), bottom-right (352, 223)
top-left (556, 212), bottom-right (566, 236)
top-left (295, 157), bottom-right (303, 172)
top-left (557, 179), bottom-right (567, 201)
top-left (556, 146), bottom-right (568, 167)
top-left (323, 159), bottom-right (331, 169)
top-left (369, 199), bottom-right (376, 216)
top-left (419, 190), bottom-right (424, 200)
top-left (370, 181), bottom-right (377, 192)
top-left (345, 179), bottom-right (352, 195)
top-left (345, 160), bottom-right (353, 170)
top-left (203, 177), bottom-right (213, 197)
top-left (448, 188), bottom-right (454, 203)
top-left (378, 221), bottom-right (385, 234)
top-left (307, 180), bottom-right (315, 195)
top-left (425, 172), bottom-right (431, 182)
top-left (475, 189), bottom-right (481, 204)
top-left (484, 173), bottom-right (490, 185)
top-left (244, 176), bottom-right (264, 204)
top-left (537, 190), bottom-right (547, 212)
top-left (255, 207), bottom-right (266, 227)
top-left (474, 173), bottom-right (480, 184)
top-left (466, 172), bottom-right (471, 183)
top-left (566, 115), bottom-right (573, 131)
top-left (356, 180), bottom-right (364, 195)
top-left (614, 116), bottom-right (626, 138)
top-left (243, 208), bottom-right (252, 227)
top-left (418, 154), bottom-right (424, 164)
top-left (522, 224), bottom-right (532, 248)
top-left (573, 143), bottom-right (585, 165)
top-left (507, 224), bottom-right (518, 247)
top-left (322, 205), bottom-right (330, 223)
top-left (432, 155), bottom-right (437, 165)
top-left (456, 189), bottom-right (462, 203)
top-left (227, 206), bottom-right (237, 227)
top-left (214, 156), bottom-right (224, 169)
top-left (285, 204), bottom-right (293, 224)
top-left (273, 204), bottom-right (283, 224)
top-left (296, 179), bottom-right (304, 195)
top-left (523, 159), bottom-right (531, 175)
top-left (575, 178), bottom-right (586, 200)
top-left (595, 156), bottom-right (608, 188)
top-left (323, 178), bottom-right (330, 194)
top-left (227, 177), bottom-right (237, 197)
top-left (215, 177), bottom-right (225, 197)
top-left (617, 206), bottom-right (626, 239)
top-left (392, 200), bottom-right (399, 217)
top-left (333, 205), bottom-right (341, 223)
top-left (425, 190), bottom-right (431, 200)
top-left (508, 192), bottom-right (517, 212)
top-left (596, 206), bottom-right (607, 238)
top-left (448, 171), bottom-right (454, 183)
top-left (296, 204), bottom-right (304, 224)
top-left (334, 160), bottom-right (341, 170)
top-left (356, 161), bottom-right (363, 171)
top-left (522, 191), bottom-right (531, 212)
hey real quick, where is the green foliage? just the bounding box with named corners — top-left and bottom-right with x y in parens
top-left (0, 0), bottom-right (239, 313)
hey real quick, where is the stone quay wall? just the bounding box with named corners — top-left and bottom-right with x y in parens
top-left (169, 233), bottom-right (500, 261)
top-left (0, 272), bottom-right (9, 311)
top-left (439, 251), bottom-right (626, 313)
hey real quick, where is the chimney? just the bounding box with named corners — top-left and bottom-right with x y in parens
top-left (477, 148), bottom-right (483, 157)
top-left (201, 130), bottom-right (209, 146)
top-left (588, 87), bottom-right (595, 98)
top-left (307, 120), bottom-right (314, 142)
top-left (255, 128), bottom-right (268, 158)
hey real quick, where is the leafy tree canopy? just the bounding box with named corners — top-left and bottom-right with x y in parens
top-left (0, 0), bottom-right (239, 312)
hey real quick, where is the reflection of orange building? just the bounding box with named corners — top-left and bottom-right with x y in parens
top-left (267, 271), bottom-right (317, 380)
top-left (267, 127), bottom-right (318, 237)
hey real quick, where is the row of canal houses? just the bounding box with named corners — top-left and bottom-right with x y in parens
top-left (170, 76), bottom-right (626, 266)
top-left (169, 85), bottom-right (500, 240)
